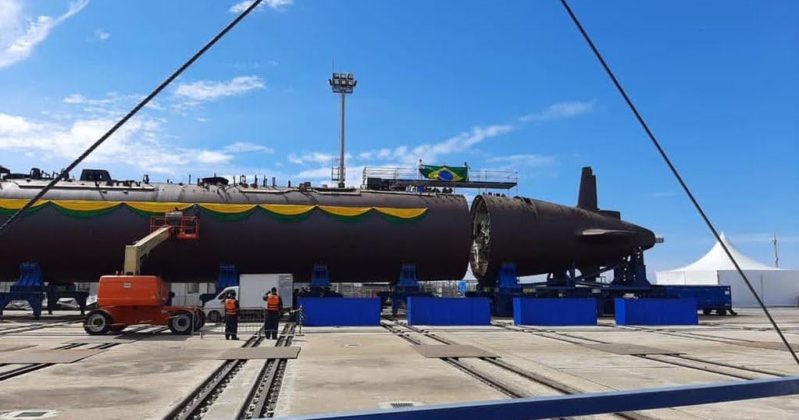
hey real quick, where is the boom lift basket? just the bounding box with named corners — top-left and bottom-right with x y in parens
top-left (150, 213), bottom-right (199, 240)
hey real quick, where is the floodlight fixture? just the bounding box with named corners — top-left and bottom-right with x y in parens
top-left (329, 72), bottom-right (357, 94)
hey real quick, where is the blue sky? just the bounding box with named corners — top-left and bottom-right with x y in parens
top-left (0, 0), bottom-right (796, 275)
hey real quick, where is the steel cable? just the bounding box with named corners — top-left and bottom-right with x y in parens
top-left (559, 0), bottom-right (799, 365)
top-left (0, 0), bottom-right (265, 238)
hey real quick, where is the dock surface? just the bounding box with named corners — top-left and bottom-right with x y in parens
top-left (1, 309), bottom-right (798, 419)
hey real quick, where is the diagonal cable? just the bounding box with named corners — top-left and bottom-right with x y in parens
top-left (0, 0), bottom-right (265, 238)
top-left (559, 0), bottom-right (799, 365)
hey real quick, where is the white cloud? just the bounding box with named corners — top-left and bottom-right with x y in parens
top-left (223, 141), bottom-right (274, 154)
top-left (349, 125), bottom-right (513, 168)
top-left (0, 0), bottom-right (89, 70)
top-left (62, 92), bottom-right (151, 118)
top-left (293, 163), bottom-right (374, 187)
top-left (0, 2), bottom-right (23, 37)
top-left (62, 85), bottom-right (262, 122)
top-left (288, 152), bottom-right (337, 165)
top-left (409, 124), bottom-right (514, 164)
top-left (173, 76), bottom-right (265, 108)
top-left (94, 28), bottom-right (110, 41)
top-left (0, 111), bottom-right (242, 175)
top-left (349, 101), bottom-right (592, 168)
top-left (196, 150), bottom-right (233, 164)
top-left (0, 113), bottom-right (40, 135)
top-left (63, 93), bottom-right (115, 106)
top-left (519, 101), bottom-right (595, 123)
top-left (229, 0), bottom-right (293, 14)
top-left (294, 167), bottom-right (333, 180)
top-left (353, 124), bottom-right (514, 167)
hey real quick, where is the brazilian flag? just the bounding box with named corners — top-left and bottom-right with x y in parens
top-left (419, 164), bottom-right (468, 182)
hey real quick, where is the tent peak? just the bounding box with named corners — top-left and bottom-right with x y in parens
top-left (667, 233), bottom-right (779, 272)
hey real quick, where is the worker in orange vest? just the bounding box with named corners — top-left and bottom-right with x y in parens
top-left (224, 290), bottom-right (240, 340)
top-left (263, 287), bottom-right (283, 339)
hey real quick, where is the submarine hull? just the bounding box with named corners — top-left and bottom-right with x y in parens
top-left (0, 181), bottom-right (471, 283)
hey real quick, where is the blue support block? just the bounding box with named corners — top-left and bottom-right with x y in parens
top-left (310, 264), bottom-right (331, 289)
top-left (660, 285), bottom-right (732, 312)
top-left (407, 297), bottom-right (491, 326)
top-left (216, 264), bottom-right (238, 290)
top-left (513, 298), bottom-right (598, 326)
top-left (457, 280), bottom-right (468, 295)
top-left (299, 297), bottom-right (381, 326)
top-left (397, 264), bottom-right (420, 289)
top-left (615, 298), bottom-right (698, 326)
top-left (16, 263), bottom-right (44, 287)
top-left (391, 264), bottom-right (431, 316)
top-left (497, 263), bottom-right (520, 293)
top-left (0, 263), bottom-right (46, 319)
top-left (493, 294), bottom-right (515, 317)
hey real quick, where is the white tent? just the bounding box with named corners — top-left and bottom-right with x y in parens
top-left (656, 234), bottom-right (799, 307)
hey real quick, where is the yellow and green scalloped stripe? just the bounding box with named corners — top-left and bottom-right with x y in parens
top-left (0, 199), bottom-right (428, 223)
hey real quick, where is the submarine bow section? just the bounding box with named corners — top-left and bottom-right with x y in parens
top-left (470, 194), bottom-right (657, 285)
top-left (0, 180), bottom-right (472, 283)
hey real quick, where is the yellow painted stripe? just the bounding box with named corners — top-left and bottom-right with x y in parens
top-left (0, 199), bottom-right (428, 219)
top-left (318, 206), bottom-right (372, 217)
top-left (126, 202), bottom-right (193, 213)
top-left (200, 203), bottom-right (257, 214)
top-left (260, 204), bottom-right (315, 216)
top-left (375, 207), bottom-right (428, 219)
top-left (53, 200), bottom-right (122, 212)
top-left (0, 198), bottom-right (50, 210)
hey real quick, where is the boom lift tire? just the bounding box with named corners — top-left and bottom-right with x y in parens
top-left (207, 310), bottom-right (222, 323)
top-left (193, 309), bottom-right (206, 331)
top-left (84, 310), bottom-right (112, 335)
top-left (169, 311), bottom-right (194, 335)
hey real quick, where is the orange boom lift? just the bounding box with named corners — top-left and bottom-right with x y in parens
top-left (83, 212), bottom-right (205, 335)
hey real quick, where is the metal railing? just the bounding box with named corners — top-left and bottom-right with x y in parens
top-left (361, 166), bottom-right (518, 185)
top-left (362, 167), bottom-right (419, 181)
top-left (198, 308), bottom-right (301, 336)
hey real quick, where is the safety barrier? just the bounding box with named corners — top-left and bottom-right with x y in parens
top-left (198, 309), bottom-right (268, 335)
top-left (407, 297), bottom-right (490, 326)
top-left (513, 297), bottom-right (597, 326)
top-left (299, 297), bottom-right (381, 326)
top-left (615, 297), bottom-right (698, 325)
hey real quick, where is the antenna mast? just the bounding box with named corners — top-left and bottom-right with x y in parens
top-left (773, 233), bottom-right (780, 268)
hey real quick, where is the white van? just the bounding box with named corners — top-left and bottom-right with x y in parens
top-left (203, 273), bottom-right (293, 322)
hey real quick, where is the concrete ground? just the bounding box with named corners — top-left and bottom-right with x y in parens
top-left (0, 309), bottom-right (798, 419)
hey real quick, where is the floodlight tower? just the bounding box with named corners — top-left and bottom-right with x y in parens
top-left (329, 72), bottom-right (357, 188)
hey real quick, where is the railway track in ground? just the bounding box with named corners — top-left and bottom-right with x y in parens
top-left (500, 324), bottom-right (788, 380)
top-left (0, 319), bottom-right (83, 336)
top-left (385, 321), bottom-right (652, 420)
top-left (0, 341), bottom-right (120, 382)
top-left (0, 319), bottom-right (167, 340)
top-left (164, 323), bottom-right (296, 420)
top-left (239, 323), bottom-right (296, 419)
